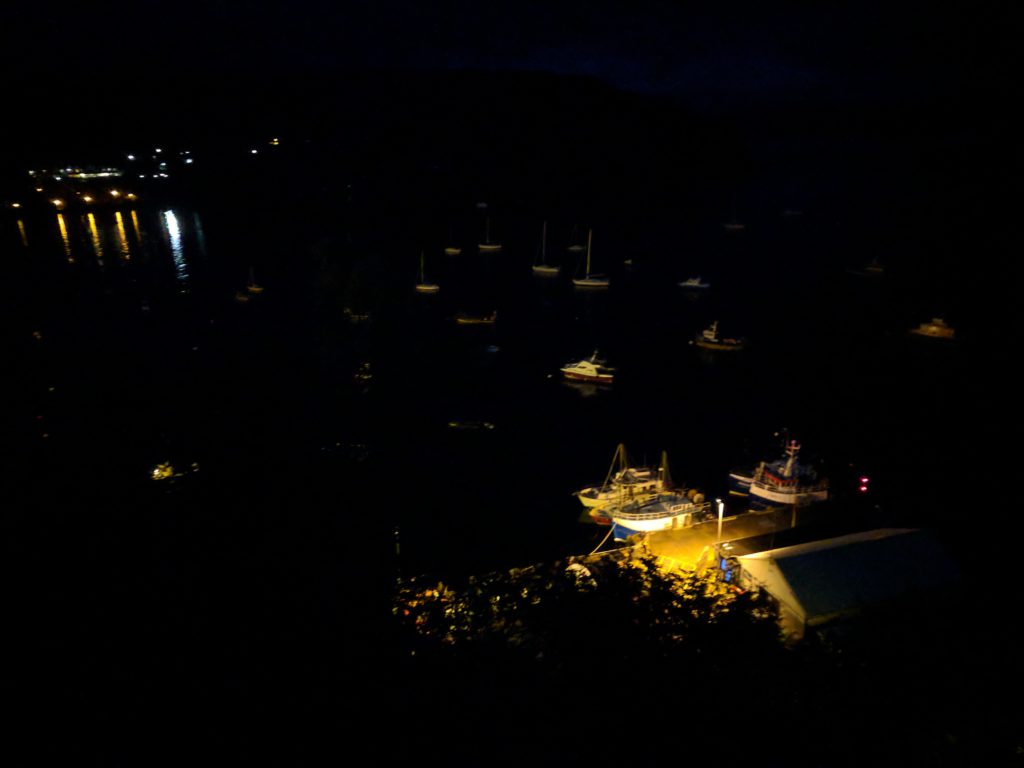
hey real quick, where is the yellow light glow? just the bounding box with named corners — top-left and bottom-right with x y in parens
top-left (11, 202), bottom-right (20, 208)
top-left (51, 199), bottom-right (64, 208)
top-left (110, 189), bottom-right (120, 197)
top-left (82, 195), bottom-right (93, 203)
top-left (57, 213), bottom-right (72, 260)
top-left (87, 213), bottom-right (103, 260)
top-left (125, 193), bottom-right (137, 201)
top-left (115, 211), bottom-right (130, 260)
top-left (17, 220), bottom-right (28, 247)
top-left (35, 187), bottom-right (44, 192)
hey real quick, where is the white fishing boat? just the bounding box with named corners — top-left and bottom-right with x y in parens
top-left (909, 317), bottom-right (954, 339)
top-left (692, 320), bottom-right (744, 351)
top-left (572, 229), bottom-right (609, 289)
top-left (560, 350), bottom-right (614, 384)
top-left (575, 444), bottom-right (668, 510)
top-left (678, 276), bottom-right (710, 290)
top-left (609, 491), bottom-right (710, 536)
top-left (606, 453), bottom-right (710, 537)
top-left (532, 221), bottom-right (559, 276)
top-left (414, 251), bottom-right (440, 294)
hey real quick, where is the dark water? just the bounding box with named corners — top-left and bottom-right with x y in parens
top-left (5, 173), bottom-right (1000, 585)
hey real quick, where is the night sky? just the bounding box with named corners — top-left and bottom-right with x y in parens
top-left (2, 2), bottom-right (1012, 153)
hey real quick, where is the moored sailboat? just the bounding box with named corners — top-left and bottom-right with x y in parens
top-left (572, 229), bottom-right (609, 289)
top-left (478, 217), bottom-right (502, 253)
top-left (532, 221), bottom-right (559, 276)
top-left (414, 250), bottom-right (440, 294)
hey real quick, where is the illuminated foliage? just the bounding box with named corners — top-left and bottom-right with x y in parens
top-left (393, 550), bottom-right (781, 669)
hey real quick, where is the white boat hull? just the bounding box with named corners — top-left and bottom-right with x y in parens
top-left (608, 496), bottom-right (708, 532)
top-left (749, 484), bottom-right (828, 506)
top-left (573, 277), bottom-right (609, 288)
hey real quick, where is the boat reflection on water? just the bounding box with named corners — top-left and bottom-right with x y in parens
top-left (562, 380), bottom-right (603, 398)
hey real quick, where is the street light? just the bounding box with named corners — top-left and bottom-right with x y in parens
top-left (716, 497), bottom-right (724, 541)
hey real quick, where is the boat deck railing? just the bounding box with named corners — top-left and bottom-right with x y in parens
top-left (751, 480), bottom-right (829, 494)
top-left (613, 500), bottom-right (711, 522)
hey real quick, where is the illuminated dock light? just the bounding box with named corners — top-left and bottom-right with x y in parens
top-left (125, 193), bottom-right (137, 201)
top-left (50, 199), bottom-right (64, 209)
top-left (110, 189), bottom-right (120, 197)
top-left (10, 202), bottom-right (20, 208)
top-left (82, 195), bottom-right (93, 203)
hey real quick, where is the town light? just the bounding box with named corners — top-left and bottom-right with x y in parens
top-left (50, 199), bottom-right (64, 209)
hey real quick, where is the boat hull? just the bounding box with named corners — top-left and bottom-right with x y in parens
top-left (561, 370), bottom-right (613, 384)
top-left (695, 339), bottom-right (743, 350)
top-left (608, 497), bottom-right (709, 533)
top-left (478, 244), bottom-right (502, 253)
top-left (532, 265), bottom-right (559, 276)
top-left (415, 284), bottom-right (440, 294)
top-left (748, 484), bottom-right (828, 507)
top-left (728, 470), bottom-right (752, 497)
top-left (573, 277), bottom-right (610, 289)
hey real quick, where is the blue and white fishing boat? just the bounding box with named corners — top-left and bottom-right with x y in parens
top-left (747, 439), bottom-right (829, 508)
top-left (609, 490), bottom-right (711, 541)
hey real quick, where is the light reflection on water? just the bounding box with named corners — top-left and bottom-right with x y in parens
top-left (130, 210), bottom-right (143, 243)
top-left (86, 213), bottom-right (104, 263)
top-left (114, 212), bottom-right (131, 260)
top-left (162, 210), bottom-right (188, 284)
top-left (17, 220), bottom-right (28, 248)
top-left (56, 213), bottom-right (72, 261)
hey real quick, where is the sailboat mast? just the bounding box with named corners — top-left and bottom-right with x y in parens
top-left (586, 229), bottom-right (593, 275)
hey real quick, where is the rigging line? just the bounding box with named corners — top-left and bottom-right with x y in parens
top-left (588, 524), bottom-right (615, 556)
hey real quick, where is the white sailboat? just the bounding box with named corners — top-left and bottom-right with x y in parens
top-left (246, 266), bottom-right (264, 294)
top-left (478, 217), bottom-right (502, 253)
top-left (567, 224), bottom-right (585, 254)
top-left (532, 221), bottom-right (558, 276)
top-left (414, 250), bottom-right (440, 294)
top-left (571, 229), bottom-right (609, 289)
top-left (444, 223), bottom-right (461, 255)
